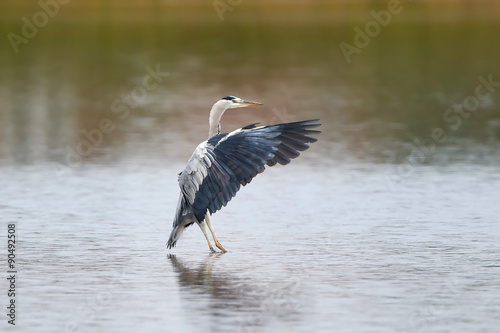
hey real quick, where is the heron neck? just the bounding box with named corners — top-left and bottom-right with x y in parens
top-left (208, 102), bottom-right (227, 138)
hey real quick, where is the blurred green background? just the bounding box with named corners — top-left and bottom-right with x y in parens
top-left (1, 0), bottom-right (499, 167)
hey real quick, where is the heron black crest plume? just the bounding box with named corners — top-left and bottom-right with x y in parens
top-left (166, 96), bottom-right (320, 253)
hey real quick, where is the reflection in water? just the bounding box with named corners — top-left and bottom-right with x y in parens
top-left (167, 254), bottom-right (305, 331)
top-left (168, 254), bottom-right (245, 301)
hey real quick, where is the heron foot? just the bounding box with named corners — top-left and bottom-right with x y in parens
top-left (215, 241), bottom-right (227, 253)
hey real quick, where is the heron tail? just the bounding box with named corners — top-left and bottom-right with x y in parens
top-left (167, 219), bottom-right (196, 249)
top-left (167, 193), bottom-right (195, 249)
top-left (167, 226), bottom-right (183, 249)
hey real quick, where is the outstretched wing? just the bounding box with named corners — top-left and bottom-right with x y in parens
top-left (178, 119), bottom-right (321, 222)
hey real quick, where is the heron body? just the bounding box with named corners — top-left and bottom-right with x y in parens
top-left (166, 96), bottom-right (320, 252)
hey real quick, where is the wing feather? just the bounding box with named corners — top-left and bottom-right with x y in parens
top-left (179, 119), bottom-right (321, 222)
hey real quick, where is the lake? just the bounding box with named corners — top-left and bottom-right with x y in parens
top-left (1, 1), bottom-right (499, 332)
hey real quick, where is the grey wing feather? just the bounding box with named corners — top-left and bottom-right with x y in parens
top-left (178, 119), bottom-right (321, 222)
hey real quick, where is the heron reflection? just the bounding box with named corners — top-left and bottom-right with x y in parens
top-left (168, 254), bottom-right (251, 305)
top-left (167, 254), bottom-right (304, 329)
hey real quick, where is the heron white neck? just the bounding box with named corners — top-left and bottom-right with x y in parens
top-left (208, 100), bottom-right (228, 139)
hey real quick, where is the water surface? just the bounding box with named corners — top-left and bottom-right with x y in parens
top-left (1, 1), bottom-right (500, 332)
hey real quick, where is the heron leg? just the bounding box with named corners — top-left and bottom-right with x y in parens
top-left (197, 222), bottom-right (216, 253)
top-left (205, 213), bottom-right (227, 253)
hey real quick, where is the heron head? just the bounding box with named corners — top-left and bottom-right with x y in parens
top-left (208, 95), bottom-right (263, 137)
top-left (221, 96), bottom-right (263, 109)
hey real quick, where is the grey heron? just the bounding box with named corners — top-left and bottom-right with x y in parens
top-left (166, 96), bottom-right (320, 252)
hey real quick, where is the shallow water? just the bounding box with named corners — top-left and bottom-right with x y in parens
top-left (2, 163), bottom-right (500, 332)
top-left (1, 1), bottom-right (500, 332)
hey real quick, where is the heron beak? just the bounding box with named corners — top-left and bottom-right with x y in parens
top-left (236, 99), bottom-right (263, 107)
